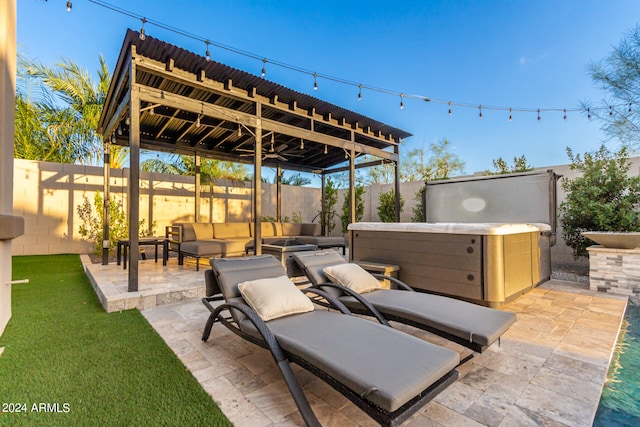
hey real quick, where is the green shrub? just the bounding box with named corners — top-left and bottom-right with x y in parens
top-left (77, 191), bottom-right (156, 255)
top-left (559, 145), bottom-right (640, 258)
top-left (340, 186), bottom-right (365, 233)
top-left (411, 186), bottom-right (425, 222)
top-left (377, 189), bottom-right (404, 222)
top-left (320, 177), bottom-right (339, 234)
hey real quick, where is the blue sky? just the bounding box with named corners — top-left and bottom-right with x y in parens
top-left (16, 0), bottom-right (640, 180)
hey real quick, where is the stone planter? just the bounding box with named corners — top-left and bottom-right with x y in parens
top-left (587, 245), bottom-right (640, 299)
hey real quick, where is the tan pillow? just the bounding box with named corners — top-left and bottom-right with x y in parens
top-left (238, 275), bottom-right (314, 321)
top-left (323, 263), bottom-right (381, 294)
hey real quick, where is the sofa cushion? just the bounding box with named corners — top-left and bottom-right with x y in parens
top-left (173, 223), bottom-right (196, 241)
top-left (282, 222), bottom-right (302, 236)
top-left (297, 236), bottom-right (345, 247)
top-left (220, 237), bottom-right (254, 255)
top-left (192, 223), bottom-right (214, 240)
top-left (238, 275), bottom-right (314, 321)
top-left (213, 222), bottom-right (251, 239)
top-left (180, 239), bottom-right (225, 256)
top-left (259, 222), bottom-right (277, 237)
top-left (300, 223), bottom-right (321, 236)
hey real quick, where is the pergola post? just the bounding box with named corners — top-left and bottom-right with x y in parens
top-left (349, 148), bottom-right (356, 225)
top-left (276, 164), bottom-right (282, 222)
top-left (253, 104), bottom-right (262, 255)
top-left (394, 144), bottom-right (401, 222)
top-left (194, 153), bottom-right (201, 221)
top-left (321, 173), bottom-right (326, 236)
top-left (128, 46), bottom-right (140, 292)
top-left (102, 138), bottom-right (111, 265)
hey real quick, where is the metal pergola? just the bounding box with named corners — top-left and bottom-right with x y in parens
top-left (97, 30), bottom-right (412, 291)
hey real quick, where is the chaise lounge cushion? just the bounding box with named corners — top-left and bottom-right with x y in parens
top-left (345, 291), bottom-right (516, 347)
top-left (239, 310), bottom-right (459, 412)
top-left (174, 222), bottom-right (214, 241)
top-left (238, 275), bottom-right (314, 321)
top-left (282, 222), bottom-right (302, 236)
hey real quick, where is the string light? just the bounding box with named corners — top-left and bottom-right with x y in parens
top-left (479, 105), bottom-right (483, 120)
top-left (609, 105), bottom-right (613, 117)
top-left (537, 109), bottom-right (541, 122)
top-left (139, 18), bottom-right (147, 40)
top-left (509, 108), bottom-right (512, 122)
top-left (81, 1), bottom-right (632, 123)
top-left (205, 40), bottom-right (211, 62)
top-left (66, 1), bottom-right (72, 12)
top-left (399, 94), bottom-right (404, 110)
top-left (563, 109), bottom-right (567, 121)
top-left (150, 107), bottom-right (155, 115)
top-left (237, 124), bottom-right (242, 137)
top-left (196, 115), bottom-right (201, 127)
top-left (261, 58), bottom-right (267, 77)
top-left (323, 144), bottom-right (328, 155)
top-left (300, 139), bottom-right (304, 149)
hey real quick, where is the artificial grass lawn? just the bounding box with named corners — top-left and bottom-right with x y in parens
top-left (0, 255), bottom-right (231, 426)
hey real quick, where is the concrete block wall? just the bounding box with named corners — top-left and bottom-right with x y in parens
top-left (11, 159), bottom-right (321, 255)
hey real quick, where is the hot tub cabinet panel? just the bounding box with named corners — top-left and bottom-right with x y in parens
top-left (349, 223), bottom-right (550, 308)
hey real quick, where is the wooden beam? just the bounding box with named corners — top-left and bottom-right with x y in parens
top-left (102, 90), bottom-right (131, 140)
top-left (324, 158), bottom-right (391, 174)
top-left (166, 57), bottom-right (174, 71)
top-left (197, 69), bottom-right (205, 82)
top-left (289, 100), bottom-right (297, 111)
top-left (128, 46), bottom-right (140, 292)
top-left (137, 84), bottom-right (397, 161)
top-left (155, 109), bottom-right (180, 139)
top-left (248, 87), bottom-right (257, 98)
top-left (98, 56), bottom-right (131, 133)
top-left (253, 103), bottom-right (263, 255)
top-left (133, 57), bottom-right (401, 145)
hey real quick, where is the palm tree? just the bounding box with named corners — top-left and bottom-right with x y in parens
top-left (15, 54), bottom-right (128, 166)
top-left (141, 154), bottom-right (250, 182)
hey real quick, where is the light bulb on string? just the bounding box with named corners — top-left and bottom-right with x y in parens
top-left (478, 105), bottom-right (483, 120)
top-left (150, 107), bottom-right (155, 115)
top-left (629, 103), bottom-right (632, 113)
top-left (563, 109), bottom-right (567, 121)
top-left (237, 124), bottom-right (242, 137)
top-left (313, 73), bottom-right (318, 91)
top-left (323, 144), bottom-right (328, 155)
top-left (537, 109), bottom-right (541, 123)
top-left (509, 108), bottom-right (513, 122)
top-left (587, 108), bottom-right (591, 120)
top-left (609, 105), bottom-right (613, 117)
top-left (448, 102), bottom-right (452, 116)
top-left (400, 94), bottom-right (404, 110)
top-left (139, 18), bottom-right (147, 40)
top-left (261, 59), bottom-right (267, 77)
top-left (66, 1), bottom-right (72, 12)
top-left (205, 40), bottom-right (211, 62)
top-left (358, 84), bottom-right (363, 101)
top-left (300, 139), bottom-right (304, 150)
top-left (117, 126), bottom-right (122, 136)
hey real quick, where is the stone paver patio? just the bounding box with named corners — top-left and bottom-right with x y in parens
top-left (139, 278), bottom-right (626, 427)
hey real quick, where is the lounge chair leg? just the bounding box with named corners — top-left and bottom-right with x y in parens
top-left (196, 257), bottom-right (200, 271)
top-left (277, 360), bottom-right (321, 427)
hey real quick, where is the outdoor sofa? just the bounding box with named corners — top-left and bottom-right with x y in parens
top-left (292, 250), bottom-right (517, 353)
top-left (165, 221), bottom-right (345, 270)
top-left (202, 255), bottom-right (459, 427)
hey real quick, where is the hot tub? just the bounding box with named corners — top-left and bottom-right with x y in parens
top-left (348, 222), bottom-right (551, 308)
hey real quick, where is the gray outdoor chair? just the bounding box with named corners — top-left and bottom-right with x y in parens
top-left (292, 250), bottom-right (517, 353)
top-left (202, 255), bottom-right (459, 427)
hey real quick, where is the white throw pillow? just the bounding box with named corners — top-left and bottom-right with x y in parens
top-left (238, 275), bottom-right (314, 321)
top-left (323, 263), bottom-right (381, 294)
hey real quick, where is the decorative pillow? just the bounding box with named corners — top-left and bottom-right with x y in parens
top-left (238, 275), bottom-right (314, 321)
top-left (323, 263), bottom-right (381, 294)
